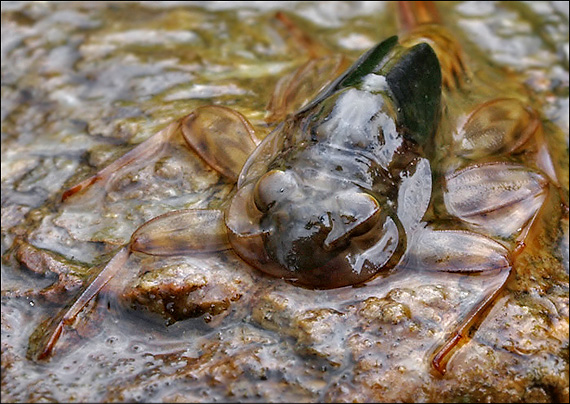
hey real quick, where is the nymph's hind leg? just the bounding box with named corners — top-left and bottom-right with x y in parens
top-left (404, 228), bottom-right (512, 375)
top-left (29, 208), bottom-right (233, 361)
top-left (62, 120), bottom-right (180, 202)
top-left (397, 1), bottom-right (470, 90)
top-left (49, 14), bottom-right (346, 357)
top-left (264, 11), bottom-right (350, 123)
top-left (62, 105), bottom-right (260, 204)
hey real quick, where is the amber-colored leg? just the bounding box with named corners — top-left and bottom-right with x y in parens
top-left (274, 11), bottom-right (329, 59)
top-left (31, 208), bottom-right (233, 360)
top-left (264, 11), bottom-right (350, 123)
top-left (398, 1), bottom-right (441, 30)
top-left (29, 247), bottom-right (130, 360)
top-left (35, 105), bottom-right (261, 360)
top-left (180, 106), bottom-right (259, 182)
top-left (62, 121), bottom-right (180, 202)
top-left (431, 266), bottom-right (511, 374)
top-left (265, 55), bottom-right (348, 124)
top-left (130, 209), bottom-right (230, 256)
top-left (63, 105), bottom-right (260, 204)
top-left (406, 228), bottom-right (513, 375)
top-left (42, 9), bottom-right (362, 360)
top-left (397, 1), bottom-right (469, 90)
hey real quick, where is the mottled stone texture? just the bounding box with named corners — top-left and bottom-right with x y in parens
top-left (2, 2), bottom-right (568, 402)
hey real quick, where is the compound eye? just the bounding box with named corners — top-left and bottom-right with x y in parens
top-left (253, 169), bottom-right (297, 212)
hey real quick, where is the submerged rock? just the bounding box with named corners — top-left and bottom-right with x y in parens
top-left (1, 1), bottom-right (568, 402)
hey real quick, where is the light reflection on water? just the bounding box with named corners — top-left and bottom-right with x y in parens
top-left (1, 1), bottom-right (568, 402)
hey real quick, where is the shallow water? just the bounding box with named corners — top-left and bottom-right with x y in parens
top-left (1, 1), bottom-right (568, 402)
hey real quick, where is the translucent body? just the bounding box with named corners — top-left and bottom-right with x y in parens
top-left (226, 40), bottom-right (442, 289)
top-left (229, 89), bottom-right (409, 288)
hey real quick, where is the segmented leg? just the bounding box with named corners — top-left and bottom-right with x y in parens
top-left (62, 105), bottom-right (259, 203)
top-left (35, 106), bottom-right (260, 360)
top-left (453, 98), bottom-right (541, 160)
top-left (398, 0), bottom-right (441, 29)
top-left (62, 120), bottom-right (180, 202)
top-left (430, 265), bottom-right (510, 374)
top-left (273, 11), bottom-right (330, 59)
top-left (444, 93), bottom-right (565, 244)
top-left (29, 247), bottom-right (130, 360)
top-left (405, 228), bottom-right (512, 375)
top-left (39, 10), bottom-right (355, 360)
top-left (443, 162), bottom-right (549, 240)
top-left (180, 106), bottom-right (259, 182)
top-left (32, 208), bottom-right (232, 360)
top-left (130, 209), bottom-right (230, 256)
top-left (265, 55), bottom-right (348, 124)
top-left (398, 1), bottom-right (469, 90)
top-left (264, 11), bottom-right (350, 123)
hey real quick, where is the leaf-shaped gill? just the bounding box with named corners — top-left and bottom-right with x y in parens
top-left (408, 229), bottom-right (510, 273)
top-left (396, 157), bottom-right (432, 235)
top-left (265, 54), bottom-right (348, 124)
top-left (454, 98), bottom-right (539, 159)
top-left (181, 105), bottom-right (258, 183)
top-left (130, 209), bottom-right (230, 255)
top-left (444, 163), bottom-right (548, 239)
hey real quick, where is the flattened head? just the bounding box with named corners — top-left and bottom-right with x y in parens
top-left (225, 35), bottom-right (441, 289)
top-left (227, 168), bottom-right (403, 289)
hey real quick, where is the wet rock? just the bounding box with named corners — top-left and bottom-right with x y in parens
top-left (9, 238), bottom-right (85, 303)
top-left (122, 253), bottom-right (256, 325)
top-left (1, 2), bottom-right (568, 403)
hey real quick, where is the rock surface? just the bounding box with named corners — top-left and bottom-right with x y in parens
top-left (2, 2), bottom-right (568, 402)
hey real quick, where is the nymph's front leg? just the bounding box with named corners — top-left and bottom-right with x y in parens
top-left (393, 155), bottom-right (512, 375)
